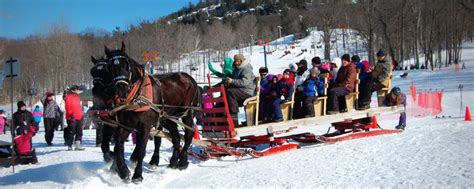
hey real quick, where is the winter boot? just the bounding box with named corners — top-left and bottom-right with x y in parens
top-left (67, 146), bottom-right (73, 151)
top-left (395, 124), bottom-right (406, 130)
top-left (74, 141), bottom-right (85, 151)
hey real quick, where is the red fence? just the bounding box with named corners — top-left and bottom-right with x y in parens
top-left (410, 81), bottom-right (444, 116)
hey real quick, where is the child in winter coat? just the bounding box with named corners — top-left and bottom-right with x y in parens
top-left (356, 60), bottom-right (371, 108)
top-left (32, 105), bottom-right (43, 127)
top-left (268, 69), bottom-right (295, 122)
top-left (14, 125), bottom-right (38, 164)
top-left (384, 87), bottom-right (407, 130)
top-left (259, 73), bottom-right (274, 122)
top-left (301, 68), bottom-right (325, 117)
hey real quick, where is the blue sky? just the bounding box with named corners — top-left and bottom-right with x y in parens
top-left (0, 0), bottom-right (199, 39)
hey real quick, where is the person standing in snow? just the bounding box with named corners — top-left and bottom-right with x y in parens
top-left (64, 85), bottom-right (85, 151)
top-left (0, 110), bottom-right (8, 135)
top-left (12, 101), bottom-right (38, 136)
top-left (42, 92), bottom-right (61, 146)
top-left (384, 87), bottom-right (407, 130)
top-left (32, 105), bottom-right (43, 127)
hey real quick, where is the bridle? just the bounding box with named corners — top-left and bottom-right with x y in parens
top-left (91, 60), bottom-right (116, 105)
top-left (109, 55), bottom-right (132, 88)
top-left (92, 61), bottom-right (109, 87)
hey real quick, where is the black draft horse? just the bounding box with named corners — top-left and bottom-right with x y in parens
top-left (105, 42), bottom-right (201, 182)
top-left (90, 56), bottom-right (155, 167)
top-left (89, 56), bottom-right (116, 162)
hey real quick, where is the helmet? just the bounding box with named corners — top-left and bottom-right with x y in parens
top-left (392, 87), bottom-right (401, 96)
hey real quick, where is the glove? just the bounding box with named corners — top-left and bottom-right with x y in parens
top-left (225, 77), bottom-right (233, 85)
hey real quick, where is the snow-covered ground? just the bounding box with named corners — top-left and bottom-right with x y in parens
top-left (1, 35), bottom-right (474, 188)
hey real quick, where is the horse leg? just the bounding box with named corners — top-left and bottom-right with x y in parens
top-left (101, 124), bottom-right (114, 163)
top-left (164, 120), bottom-right (180, 169)
top-left (178, 114), bottom-right (194, 170)
top-left (113, 129), bottom-right (131, 181)
top-left (131, 123), bottom-right (151, 183)
top-left (149, 126), bottom-right (162, 167)
top-left (130, 131), bottom-right (140, 163)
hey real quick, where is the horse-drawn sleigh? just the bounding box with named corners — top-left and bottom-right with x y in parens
top-left (89, 42), bottom-right (404, 183)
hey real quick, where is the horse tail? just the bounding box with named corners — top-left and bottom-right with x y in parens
top-left (181, 72), bottom-right (203, 120)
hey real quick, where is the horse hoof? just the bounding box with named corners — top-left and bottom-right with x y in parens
top-left (167, 163), bottom-right (179, 169)
top-left (103, 152), bottom-right (113, 163)
top-left (149, 156), bottom-right (159, 166)
top-left (118, 168), bottom-right (131, 181)
top-left (130, 154), bottom-right (138, 163)
top-left (132, 175), bottom-right (143, 183)
top-left (110, 160), bottom-right (118, 172)
top-left (178, 162), bottom-right (189, 170)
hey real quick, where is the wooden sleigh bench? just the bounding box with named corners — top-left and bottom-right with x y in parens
top-left (281, 79), bottom-right (297, 121)
top-left (344, 71), bottom-right (360, 112)
top-left (313, 74), bottom-right (329, 116)
top-left (377, 75), bottom-right (393, 106)
top-left (243, 77), bottom-right (261, 126)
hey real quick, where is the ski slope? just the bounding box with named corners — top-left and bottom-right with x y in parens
top-left (1, 36), bottom-right (474, 188)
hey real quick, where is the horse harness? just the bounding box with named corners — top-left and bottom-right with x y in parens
top-left (105, 64), bottom-right (201, 132)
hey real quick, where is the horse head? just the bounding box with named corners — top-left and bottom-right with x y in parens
top-left (105, 42), bottom-right (144, 103)
top-left (90, 55), bottom-right (115, 109)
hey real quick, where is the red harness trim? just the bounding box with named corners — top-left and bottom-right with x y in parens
top-left (116, 68), bottom-right (154, 112)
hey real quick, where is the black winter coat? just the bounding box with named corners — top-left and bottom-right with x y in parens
top-left (13, 110), bottom-right (37, 135)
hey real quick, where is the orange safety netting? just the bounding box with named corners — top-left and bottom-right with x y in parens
top-left (410, 82), bottom-right (443, 117)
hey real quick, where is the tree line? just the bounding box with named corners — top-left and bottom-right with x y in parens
top-left (0, 0), bottom-right (472, 104)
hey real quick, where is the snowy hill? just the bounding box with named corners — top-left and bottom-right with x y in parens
top-left (1, 35), bottom-right (474, 188)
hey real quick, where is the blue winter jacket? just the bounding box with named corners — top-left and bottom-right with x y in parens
top-left (302, 77), bottom-right (325, 97)
top-left (356, 61), bottom-right (370, 82)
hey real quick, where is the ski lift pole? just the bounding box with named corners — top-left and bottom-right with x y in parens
top-left (264, 45), bottom-right (268, 69)
top-left (5, 57), bottom-right (16, 173)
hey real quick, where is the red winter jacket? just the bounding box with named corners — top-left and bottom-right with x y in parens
top-left (65, 93), bottom-right (83, 121)
top-left (14, 126), bottom-right (37, 155)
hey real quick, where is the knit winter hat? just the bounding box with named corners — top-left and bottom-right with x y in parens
top-left (17, 101), bottom-right (26, 109)
top-left (351, 55), bottom-right (361, 63)
top-left (259, 66), bottom-right (268, 74)
top-left (311, 56), bottom-right (321, 65)
top-left (341, 54), bottom-right (351, 62)
top-left (377, 49), bottom-right (387, 57)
